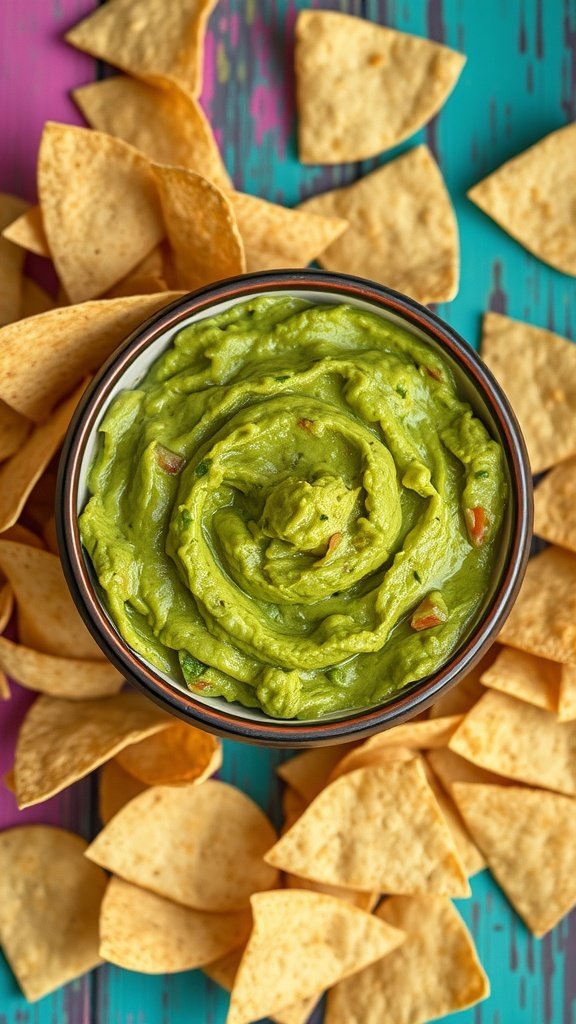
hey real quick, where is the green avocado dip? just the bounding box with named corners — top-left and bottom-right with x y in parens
top-left (80, 297), bottom-right (507, 720)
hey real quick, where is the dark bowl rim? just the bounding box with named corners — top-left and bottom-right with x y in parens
top-left (57, 269), bottom-right (533, 746)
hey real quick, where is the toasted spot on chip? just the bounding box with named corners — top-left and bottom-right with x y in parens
top-left (0, 401), bottom-right (31, 463)
top-left (300, 146), bottom-right (459, 304)
top-left (277, 746), bottom-right (349, 804)
top-left (86, 781), bottom-right (279, 912)
top-left (2, 204), bottom-right (49, 258)
top-left (99, 760), bottom-right (148, 824)
top-left (453, 783), bottom-right (576, 936)
top-left (296, 10), bottom-right (465, 163)
top-left (0, 826), bottom-right (107, 1001)
top-left (14, 692), bottom-right (171, 808)
top-left (325, 895), bottom-right (488, 1024)
top-left (468, 123), bottom-right (576, 276)
top-left (480, 646), bottom-right (560, 711)
top-left (498, 546), bottom-right (576, 665)
top-left (115, 721), bottom-right (221, 786)
top-left (0, 194), bottom-right (29, 326)
top-left (228, 192), bottom-right (348, 272)
top-left (0, 636), bottom-right (123, 700)
top-left (227, 889), bottom-right (405, 1024)
top-left (534, 455), bottom-right (576, 553)
top-left (100, 876), bottom-right (251, 973)
top-left (449, 689), bottom-right (576, 795)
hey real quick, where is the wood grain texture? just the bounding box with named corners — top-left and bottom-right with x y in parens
top-left (0, 1), bottom-right (575, 1022)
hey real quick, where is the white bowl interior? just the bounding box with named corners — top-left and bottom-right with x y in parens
top-left (77, 287), bottom-right (513, 725)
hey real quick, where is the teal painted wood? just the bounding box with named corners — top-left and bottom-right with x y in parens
top-left (0, 1), bottom-right (575, 1023)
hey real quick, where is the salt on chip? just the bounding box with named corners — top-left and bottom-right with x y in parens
top-left (0, 636), bottom-right (123, 700)
top-left (153, 165), bottom-right (245, 289)
top-left (0, 291), bottom-right (183, 422)
top-left (0, 541), bottom-right (102, 658)
top-left (66, 0), bottom-right (217, 98)
top-left (2, 204), bottom-right (49, 258)
top-left (38, 123), bottom-right (165, 302)
top-left (73, 77), bottom-right (231, 190)
top-left (480, 646), bottom-right (559, 711)
top-left (227, 889), bottom-right (405, 1024)
top-left (498, 546), bottom-right (576, 665)
top-left (277, 746), bottom-right (349, 804)
top-left (99, 760), bottom-right (148, 824)
top-left (325, 895), bottom-right (488, 1024)
top-left (534, 455), bottom-right (576, 552)
top-left (265, 759), bottom-right (470, 897)
top-left (229, 192), bottom-right (348, 272)
top-left (482, 312), bottom-right (576, 473)
top-left (205, 946), bottom-right (322, 1024)
top-left (468, 123), bottom-right (576, 276)
top-left (295, 10), bottom-right (465, 163)
top-left (453, 783), bottom-right (576, 936)
top-left (86, 781), bottom-right (279, 912)
top-left (100, 876), bottom-right (251, 973)
top-left (0, 194), bottom-right (28, 325)
top-left (0, 401), bottom-right (31, 462)
top-left (115, 721), bottom-right (221, 786)
top-left (449, 689), bottom-right (576, 796)
top-left (300, 146), bottom-right (459, 303)
top-left (0, 826), bottom-right (107, 1001)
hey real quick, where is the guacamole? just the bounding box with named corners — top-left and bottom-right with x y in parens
top-left (80, 298), bottom-right (507, 719)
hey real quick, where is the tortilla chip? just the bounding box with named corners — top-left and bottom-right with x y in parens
top-left (559, 665), bottom-right (576, 723)
top-left (205, 946), bottom-right (322, 1024)
top-left (0, 194), bottom-right (28, 325)
top-left (428, 649), bottom-right (495, 717)
top-left (86, 781), bottom-right (279, 911)
top-left (0, 582), bottom-right (13, 633)
top-left (300, 146), bottom-right (459, 303)
top-left (100, 876), bottom-right (251, 973)
top-left (0, 400), bottom-right (31, 462)
top-left (422, 760), bottom-right (485, 877)
top-left (449, 690), bottom-right (576, 795)
top-left (19, 277), bottom-right (55, 318)
top-left (42, 515), bottom-right (59, 554)
top-left (427, 746), bottom-right (510, 792)
top-left (325, 896), bottom-right (488, 1024)
top-left (66, 0), bottom-right (217, 98)
top-left (534, 455), bottom-right (576, 552)
top-left (2, 524), bottom-right (45, 549)
top-left (453, 783), bottom-right (576, 936)
top-left (0, 636), bottom-right (123, 700)
top-left (99, 760), bottom-right (148, 824)
top-left (0, 381), bottom-right (86, 533)
top-left (227, 889), bottom-right (405, 1024)
top-left (0, 291), bottom-right (183, 422)
top-left (296, 10), bottom-right (465, 163)
top-left (277, 746), bottom-right (349, 804)
top-left (480, 646), bottom-right (560, 711)
top-left (498, 546), bottom-right (576, 665)
top-left (284, 870), bottom-right (379, 914)
top-left (104, 271), bottom-right (168, 299)
top-left (2, 205), bottom-right (49, 257)
top-left (364, 714), bottom-right (463, 752)
top-left (38, 123), bottom-right (165, 302)
top-left (265, 760), bottom-right (470, 897)
top-left (14, 691), bottom-right (171, 808)
top-left (0, 670), bottom-right (9, 700)
top-left (229, 192), bottom-right (348, 272)
top-left (281, 785), bottom-right (308, 831)
top-left (73, 77), bottom-right (230, 190)
top-left (328, 745), bottom-right (415, 783)
top-left (0, 541), bottom-right (102, 658)
top-left (153, 165), bottom-right (245, 290)
top-left (115, 721), bottom-right (221, 785)
top-left (481, 312), bottom-right (576, 473)
top-left (0, 825), bottom-right (107, 1001)
top-left (468, 123), bottom-right (576, 276)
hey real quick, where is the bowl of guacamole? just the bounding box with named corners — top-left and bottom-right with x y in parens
top-left (58, 271), bottom-right (532, 744)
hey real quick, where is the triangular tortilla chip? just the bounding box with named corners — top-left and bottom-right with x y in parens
top-left (468, 123), bottom-right (576, 276)
top-left (73, 77), bottom-right (230, 190)
top-left (100, 877), bottom-right (251, 973)
top-left (153, 165), bottom-right (245, 289)
top-left (115, 721), bottom-right (221, 785)
top-left (559, 665), bottom-right (576, 723)
top-left (66, 0), bottom-right (216, 97)
top-left (99, 760), bottom-right (148, 824)
top-left (361, 714), bottom-right (463, 752)
top-left (480, 646), bottom-right (560, 711)
top-left (0, 291), bottom-right (183, 422)
top-left (534, 455), bottom-right (576, 552)
top-left (481, 312), bottom-right (576, 473)
top-left (38, 123), bottom-right (164, 302)
top-left (228, 192), bottom-right (348, 272)
top-left (300, 146), bottom-right (459, 303)
top-left (325, 896), bottom-right (488, 1024)
top-left (2, 205), bottom-right (49, 257)
top-left (422, 759), bottom-right (485, 877)
top-left (427, 746), bottom-right (510, 792)
top-left (277, 746), bottom-right (349, 804)
top-left (0, 400), bottom-right (30, 461)
top-left (205, 946), bottom-right (322, 1024)
top-left (498, 546), bottom-right (576, 665)
top-left (0, 194), bottom-right (28, 325)
top-left (453, 783), bottom-right (576, 936)
top-left (227, 889), bottom-right (405, 1024)
top-left (284, 870), bottom-right (379, 914)
top-left (0, 541), bottom-right (102, 658)
top-left (0, 826), bottom-right (107, 1001)
top-left (296, 10), bottom-right (465, 163)
top-left (14, 692), bottom-right (171, 808)
top-left (329, 746), bottom-right (415, 783)
top-left (449, 690), bottom-right (576, 795)
top-left (19, 277), bottom-right (55, 318)
top-left (0, 636), bottom-right (123, 700)
top-left (428, 648), bottom-right (495, 718)
top-left (265, 760), bottom-right (470, 897)
top-left (86, 781), bottom-right (279, 911)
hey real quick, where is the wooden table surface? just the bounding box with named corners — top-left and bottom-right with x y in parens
top-left (0, 1), bottom-right (575, 1022)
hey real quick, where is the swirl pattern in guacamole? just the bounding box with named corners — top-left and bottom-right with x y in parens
top-left (80, 298), bottom-right (506, 719)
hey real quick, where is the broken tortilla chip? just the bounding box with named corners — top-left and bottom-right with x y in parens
top-left (300, 146), bottom-right (459, 304)
top-left (277, 746), bottom-right (349, 804)
top-left (468, 123), bottom-right (576, 276)
top-left (115, 721), bottom-right (221, 786)
top-left (0, 826), bottom-right (107, 1001)
top-left (481, 312), bottom-right (576, 473)
top-left (0, 401), bottom-right (31, 462)
top-left (325, 896), bottom-right (488, 1024)
top-left (0, 636), bottom-right (123, 700)
top-left (534, 455), bottom-right (576, 552)
top-left (449, 689), bottom-right (576, 796)
top-left (498, 546), bottom-right (576, 665)
top-left (86, 781), bottom-right (279, 911)
top-left (480, 646), bottom-right (560, 712)
top-left (228, 192), bottom-right (348, 272)
top-left (453, 783), bottom-right (576, 937)
top-left (14, 691), bottom-right (171, 808)
top-left (295, 10), bottom-right (465, 163)
top-left (100, 876), bottom-right (251, 973)
top-left (0, 194), bottom-right (29, 325)
top-left (99, 760), bottom-right (148, 824)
